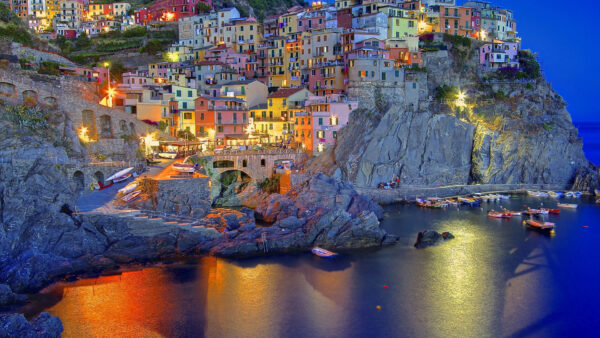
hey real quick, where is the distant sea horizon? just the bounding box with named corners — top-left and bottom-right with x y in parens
top-left (574, 121), bottom-right (600, 166)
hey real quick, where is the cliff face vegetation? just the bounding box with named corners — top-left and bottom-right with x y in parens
top-left (334, 38), bottom-right (594, 189)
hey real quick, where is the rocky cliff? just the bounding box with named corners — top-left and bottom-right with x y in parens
top-left (0, 114), bottom-right (392, 295)
top-left (335, 39), bottom-right (597, 190)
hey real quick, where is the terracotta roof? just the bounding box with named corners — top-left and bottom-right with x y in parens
top-left (268, 88), bottom-right (305, 98)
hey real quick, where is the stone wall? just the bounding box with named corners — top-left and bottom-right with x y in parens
top-left (0, 68), bottom-right (159, 142)
top-left (157, 177), bottom-right (211, 218)
top-left (11, 43), bottom-right (75, 66)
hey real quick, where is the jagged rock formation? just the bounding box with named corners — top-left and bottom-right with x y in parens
top-left (0, 117), bottom-right (393, 294)
top-left (0, 312), bottom-right (63, 337)
top-left (413, 230), bottom-right (454, 249)
top-left (335, 46), bottom-right (593, 189)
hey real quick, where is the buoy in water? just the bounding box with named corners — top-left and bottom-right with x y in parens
top-left (376, 305), bottom-right (381, 310)
top-left (384, 285), bottom-right (388, 289)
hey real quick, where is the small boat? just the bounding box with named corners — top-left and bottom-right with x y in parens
top-left (523, 208), bottom-right (542, 216)
top-left (312, 247), bottom-right (337, 257)
top-left (458, 197), bottom-right (479, 207)
top-left (498, 194), bottom-right (510, 200)
top-left (558, 203), bottom-right (578, 209)
top-left (508, 211), bottom-right (523, 216)
top-left (488, 211), bottom-right (511, 218)
top-left (527, 191), bottom-right (548, 197)
top-left (158, 152), bottom-right (177, 159)
top-left (565, 192), bottom-right (574, 198)
top-left (106, 167), bottom-right (134, 182)
top-left (596, 199), bottom-right (600, 204)
top-left (113, 173), bottom-right (132, 183)
top-left (549, 191), bottom-right (565, 198)
top-left (573, 192), bottom-right (582, 198)
top-left (525, 219), bottom-right (555, 231)
top-left (121, 190), bottom-right (141, 202)
top-left (595, 189), bottom-right (600, 197)
top-left (118, 182), bottom-right (138, 194)
top-left (542, 208), bottom-right (560, 214)
top-left (173, 162), bottom-right (197, 173)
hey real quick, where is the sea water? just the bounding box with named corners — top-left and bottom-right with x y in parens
top-left (18, 195), bottom-right (600, 337)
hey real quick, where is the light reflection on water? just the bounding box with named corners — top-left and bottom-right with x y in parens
top-left (20, 196), bottom-right (600, 337)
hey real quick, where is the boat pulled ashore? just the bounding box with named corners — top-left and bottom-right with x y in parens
top-left (312, 247), bottom-right (337, 257)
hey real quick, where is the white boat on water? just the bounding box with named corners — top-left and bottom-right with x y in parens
top-left (312, 247), bottom-right (337, 257)
top-left (558, 203), bottom-right (578, 209)
top-left (158, 152), bottom-right (177, 159)
top-left (107, 167), bottom-right (134, 182)
top-left (118, 182), bottom-right (138, 194)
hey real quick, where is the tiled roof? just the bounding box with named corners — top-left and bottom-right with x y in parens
top-left (268, 88), bottom-right (305, 98)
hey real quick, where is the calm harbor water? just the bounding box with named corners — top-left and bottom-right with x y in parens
top-left (20, 195), bottom-right (600, 337)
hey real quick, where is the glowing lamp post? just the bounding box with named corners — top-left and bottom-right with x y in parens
top-left (480, 29), bottom-right (487, 41)
top-left (78, 126), bottom-right (91, 143)
top-left (455, 90), bottom-right (467, 108)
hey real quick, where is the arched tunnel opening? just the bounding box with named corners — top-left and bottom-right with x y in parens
top-left (213, 170), bottom-right (253, 207)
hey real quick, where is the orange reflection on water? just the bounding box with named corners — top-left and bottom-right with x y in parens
top-left (45, 269), bottom-right (184, 337)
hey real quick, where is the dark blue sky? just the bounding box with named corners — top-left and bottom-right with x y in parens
top-left (494, 0), bottom-right (600, 122)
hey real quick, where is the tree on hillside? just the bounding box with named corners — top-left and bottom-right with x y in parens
top-left (109, 60), bottom-right (128, 83)
top-left (195, 2), bottom-right (211, 13)
top-left (75, 32), bottom-right (91, 50)
top-left (140, 39), bottom-right (164, 55)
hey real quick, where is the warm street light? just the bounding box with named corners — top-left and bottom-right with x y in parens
top-left (480, 29), bottom-right (487, 41)
top-left (456, 90), bottom-right (467, 108)
top-left (78, 126), bottom-right (92, 143)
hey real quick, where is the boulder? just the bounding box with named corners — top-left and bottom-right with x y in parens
top-left (0, 284), bottom-right (27, 307)
top-left (276, 216), bottom-right (305, 230)
top-left (0, 312), bottom-right (63, 337)
top-left (414, 230), bottom-right (454, 249)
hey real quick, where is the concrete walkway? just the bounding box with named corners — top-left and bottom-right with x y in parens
top-left (76, 159), bottom-right (173, 214)
top-left (356, 183), bottom-right (570, 204)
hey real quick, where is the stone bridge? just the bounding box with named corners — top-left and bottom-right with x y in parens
top-left (200, 149), bottom-right (306, 181)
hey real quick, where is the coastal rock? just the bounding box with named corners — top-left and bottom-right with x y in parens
top-left (571, 166), bottom-right (600, 194)
top-left (414, 230), bottom-right (454, 249)
top-left (334, 47), bottom-right (590, 188)
top-left (0, 284), bottom-right (27, 307)
top-left (0, 312), bottom-right (63, 337)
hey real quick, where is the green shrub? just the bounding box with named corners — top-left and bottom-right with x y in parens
top-left (122, 26), bottom-right (147, 38)
top-left (443, 34), bottom-right (472, 49)
top-left (0, 22), bottom-right (33, 45)
top-left (518, 50), bottom-right (541, 79)
top-left (75, 32), bottom-right (91, 50)
top-left (494, 90), bottom-right (506, 100)
top-left (150, 30), bottom-right (176, 40)
top-left (257, 176), bottom-right (280, 193)
top-left (435, 85), bottom-right (457, 100)
top-left (543, 122), bottom-right (555, 131)
top-left (38, 61), bottom-right (61, 76)
top-left (140, 39), bottom-right (164, 55)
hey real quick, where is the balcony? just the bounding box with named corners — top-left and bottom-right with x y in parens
top-left (217, 121), bottom-right (248, 125)
top-left (210, 105), bottom-right (248, 111)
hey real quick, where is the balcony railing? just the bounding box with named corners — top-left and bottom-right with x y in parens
top-left (217, 121), bottom-right (248, 125)
top-left (210, 105), bottom-right (248, 111)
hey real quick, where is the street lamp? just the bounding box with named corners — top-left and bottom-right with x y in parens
top-left (455, 90), bottom-right (467, 108)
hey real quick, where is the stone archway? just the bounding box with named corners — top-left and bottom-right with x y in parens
top-left (0, 82), bottom-right (16, 97)
top-left (93, 171), bottom-right (105, 184)
top-left (99, 115), bottom-right (113, 138)
top-left (22, 90), bottom-right (38, 105)
top-left (119, 120), bottom-right (128, 133)
top-left (42, 96), bottom-right (57, 108)
top-left (73, 170), bottom-right (85, 191)
top-left (213, 160), bottom-right (234, 168)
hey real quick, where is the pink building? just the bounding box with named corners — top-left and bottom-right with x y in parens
top-left (134, 7), bottom-right (149, 25)
top-left (306, 94), bottom-right (358, 154)
top-left (298, 7), bottom-right (326, 32)
top-left (479, 41), bottom-right (519, 68)
top-left (148, 0), bottom-right (212, 22)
